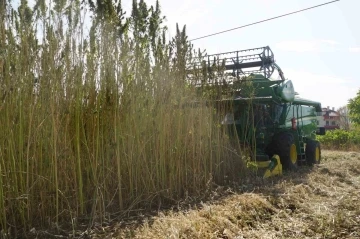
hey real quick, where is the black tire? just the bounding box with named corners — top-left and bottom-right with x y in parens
top-left (265, 140), bottom-right (276, 158)
top-left (275, 132), bottom-right (298, 171)
top-left (306, 140), bottom-right (321, 166)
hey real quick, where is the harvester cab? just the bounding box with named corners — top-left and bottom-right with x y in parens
top-left (187, 46), bottom-right (325, 178)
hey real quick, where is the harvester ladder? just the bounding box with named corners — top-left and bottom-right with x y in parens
top-left (297, 106), bottom-right (306, 161)
top-left (298, 136), bottom-right (306, 161)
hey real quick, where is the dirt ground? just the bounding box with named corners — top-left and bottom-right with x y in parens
top-left (39, 150), bottom-right (360, 239)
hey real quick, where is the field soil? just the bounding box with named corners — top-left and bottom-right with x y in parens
top-left (35, 150), bottom-right (360, 239)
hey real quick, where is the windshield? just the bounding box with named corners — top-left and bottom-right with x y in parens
top-left (221, 103), bottom-right (284, 126)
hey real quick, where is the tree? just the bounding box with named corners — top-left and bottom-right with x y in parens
top-left (337, 105), bottom-right (351, 130)
top-left (348, 89), bottom-right (360, 126)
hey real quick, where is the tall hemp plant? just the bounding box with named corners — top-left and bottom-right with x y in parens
top-left (0, 0), bottom-right (244, 236)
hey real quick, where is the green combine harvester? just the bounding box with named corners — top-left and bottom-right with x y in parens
top-left (187, 46), bottom-right (326, 178)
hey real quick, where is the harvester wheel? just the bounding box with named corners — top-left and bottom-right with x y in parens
top-left (276, 133), bottom-right (298, 171)
top-left (306, 140), bottom-right (321, 166)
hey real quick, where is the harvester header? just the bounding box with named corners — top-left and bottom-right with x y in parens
top-left (187, 46), bottom-right (286, 83)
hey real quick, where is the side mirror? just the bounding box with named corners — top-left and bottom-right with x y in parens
top-left (316, 127), bottom-right (326, 135)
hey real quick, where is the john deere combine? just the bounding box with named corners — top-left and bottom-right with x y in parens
top-left (187, 46), bottom-right (325, 178)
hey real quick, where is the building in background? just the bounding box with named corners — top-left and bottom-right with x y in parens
top-left (316, 106), bottom-right (340, 130)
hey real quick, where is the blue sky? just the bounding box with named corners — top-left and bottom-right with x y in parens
top-left (14, 0), bottom-right (359, 109)
top-left (136, 0), bottom-right (359, 109)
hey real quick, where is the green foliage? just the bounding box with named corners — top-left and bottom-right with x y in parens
top-left (348, 89), bottom-right (360, 125)
top-left (316, 129), bottom-right (360, 150)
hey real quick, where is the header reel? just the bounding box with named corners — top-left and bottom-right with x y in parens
top-left (187, 46), bottom-right (286, 86)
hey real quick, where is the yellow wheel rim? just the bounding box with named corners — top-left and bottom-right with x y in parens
top-left (290, 144), bottom-right (297, 164)
top-left (315, 147), bottom-right (320, 162)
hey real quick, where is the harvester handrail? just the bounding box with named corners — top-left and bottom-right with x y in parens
top-left (205, 46), bottom-right (269, 57)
